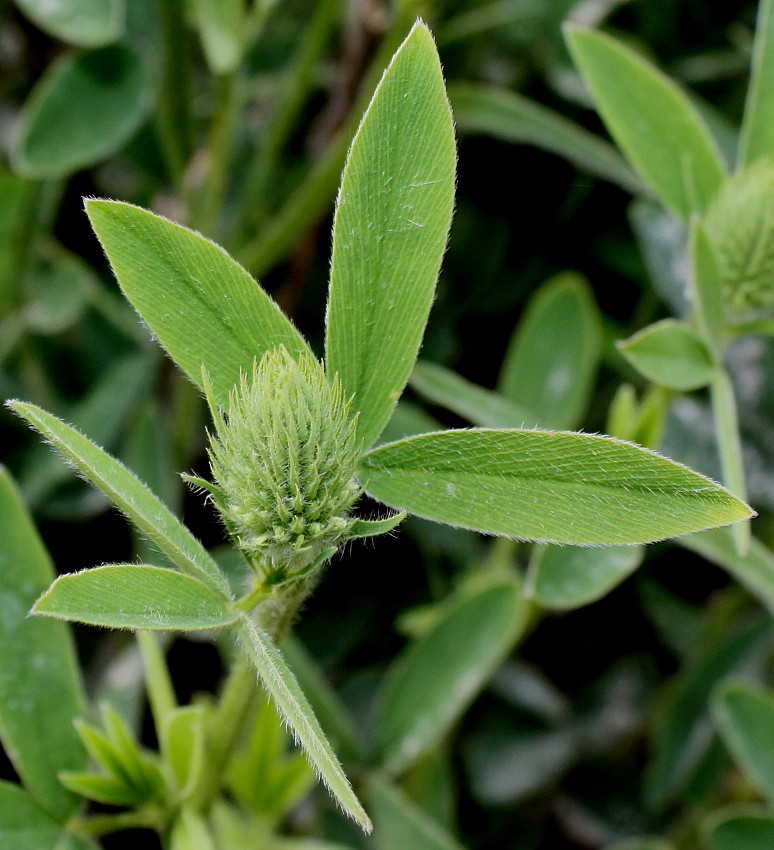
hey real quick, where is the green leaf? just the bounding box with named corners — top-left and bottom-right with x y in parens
top-left (234, 613), bottom-right (372, 832)
top-left (325, 21), bottom-right (456, 448)
top-left (0, 780), bottom-right (92, 849)
top-left (171, 808), bottom-right (217, 850)
top-left (739, 0), bottom-right (774, 166)
top-left (13, 0), bottom-right (123, 47)
top-left (14, 45), bottom-right (149, 179)
top-left (689, 217), bottom-right (725, 360)
top-left (645, 613), bottom-right (771, 807)
top-left (713, 682), bottom-right (774, 802)
top-left (192, 0), bottom-right (245, 75)
top-left (374, 579), bottom-right (525, 775)
top-left (32, 565), bottom-right (236, 630)
top-left (449, 82), bottom-right (643, 195)
top-left (410, 361), bottom-right (535, 429)
top-left (607, 841), bottom-right (674, 850)
top-left (349, 512), bottom-right (407, 540)
top-left (0, 469), bottom-right (86, 820)
top-left (8, 401), bottom-right (229, 594)
top-left (164, 706), bottom-right (207, 797)
top-left (498, 272), bottom-right (602, 429)
top-left (565, 26), bottom-right (725, 220)
top-left (618, 320), bottom-right (715, 391)
top-left (681, 528), bottom-right (774, 618)
top-left (59, 772), bottom-right (142, 807)
top-left (530, 544), bottom-right (644, 610)
top-left (359, 429), bottom-right (752, 545)
top-left (85, 200), bottom-right (309, 407)
top-left (706, 810), bottom-right (774, 850)
top-left (368, 777), bottom-right (465, 850)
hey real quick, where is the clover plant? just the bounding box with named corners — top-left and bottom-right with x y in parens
top-left (1, 18), bottom-right (756, 849)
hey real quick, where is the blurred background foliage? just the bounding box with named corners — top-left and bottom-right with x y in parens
top-left (1, 0), bottom-right (773, 847)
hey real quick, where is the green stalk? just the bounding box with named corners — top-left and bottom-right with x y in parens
top-left (710, 368), bottom-right (751, 556)
top-left (137, 631), bottom-right (177, 746)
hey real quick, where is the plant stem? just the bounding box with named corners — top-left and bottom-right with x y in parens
top-left (137, 631), bottom-right (177, 747)
top-left (710, 367), bottom-right (750, 556)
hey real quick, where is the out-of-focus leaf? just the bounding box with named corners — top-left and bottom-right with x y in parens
top-left (0, 780), bottom-right (95, 848)
top-left (566, 27), bottom-right (725, 219)
top-left (85, 200), bottom-right (309, 408)
top-left (378, 401), bottom-right (440, 445)
top-left (24, 253), bottom-right (93, 335)
top-left (359, 429), bottom-right (752, 545)
top-left (618, 320), bottom-right (715, 390)
top-left (410, 361), bottom-right (534, 428)
top-left (165, 706), bottom-right (207, 797)
top-left (739, 0), bottom-right (774, 166)
top-left (325, 22), bottom-right (456, 449)
top-left (705, 809), bottom-right (774, 850)
top-left (192, 0), bottom-right (245, 75)
top-left (33, 565), bottom-right (236, 630)
top-left (498, 273), bottom-right (602, 430)
top-left (713, 682), bottom-right (774, 802)
top-left (170, 808), bottom-right (217, 850)
top-left (0, 469), bottom-right (86, 820)
top-left (374, 579), bottom-right (526, 775)
top-left (645, 613), bottom-right (771, 808)
top-left (690, 217), bottom-right (726, 360)
top-left (14, 45), bottom-right (149, 179)
top-left (607, 840), bottom-right (674, 850)
top-left (530, 544), bottom-right (644, 610)
top-left (450, 82), bottom-right (643, 194)
top-left (368, 777), bottom-right (465, 850)
top-left (13, 0), bottom-right (123, 47)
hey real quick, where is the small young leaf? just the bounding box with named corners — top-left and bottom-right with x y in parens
top-left (349, 512), bottom-right (407, 539)
top-left (359, 429), bottom-right (752, 545)
top-left (498, 272), bottom-right (602, 429)
top-left (85, 200), bottom-right (310, 407)
top-left (164, 706), bottom-right (207, 796)
top-left (59, 772), bottom-right (144, 807)
top-left (0, 468), bottom-right (86, 820)
top-left (13, 0), bottom-right (123, 47)
top-left (739, 0), bottom-right (774, 166)
top-left (368, 776), bottom-right (465, 850)
top-left (374, 579), bottom-right (525, 775)
top-left (449, 82), bottom-right (643, 194)
top-left (14, 45), bottom-right (149, 179)
top-left (530, 544), bottom-right (644, 610)
top-left (706, 810), bottom-right (774, 850)
top-left (191, 0), bottom-right (245, 75)
top-left (618, 319), bottom-right (715, 391)
top-left (8, 401), bottom-right (229, 594)
top-left (410, 361), bottom-right (535, 429)
top-left (325, 21), bottom-right (456, 448)
top-left (690, 217), bottom-right (725, 359)
top-left (713, 683), bottom-right (774, 803)
top-left (235, 613), bottom-right (372, 832)
top-left (170, 808), bottom-right (217, 850)
top-left (565, 26), bottom-right (725, 219)
top-left (32, 565), bottom-right (236, 631)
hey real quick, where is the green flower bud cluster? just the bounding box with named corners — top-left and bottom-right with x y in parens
top-left (705, 158), bottom-right (774, 320)
top-left (207, 347), bottom-right (362, 572)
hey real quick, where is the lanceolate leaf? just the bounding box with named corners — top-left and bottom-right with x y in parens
top-left (0, 469), bottom-right (86, 821)
top-left (739, 0), bottom-right (774, 166)
top-left (33, 566), bottom-right (236, 630)
top-left (13, 0), bottom-right (123, 47)
top-left (235, 613), bottom-right (372, 833)
top-left (706, 810), bottom-right (774, 850)
top-left (85, 200), bottom-right (309, 407)
top-left (374, 579), bottom-right (525, 775)
top-left (359, 430), bottom-right (752, 545)
top-left (565, 27), bottom-right (725, 220)
top-left (14, 46), bottom-right (149, 179)
top-left (8, 401), bottom-right (229, 595)
top-left (325, 22), bottom-right (456, 448)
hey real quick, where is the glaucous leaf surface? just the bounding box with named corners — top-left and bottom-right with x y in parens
top-left (13, 0), bottom-right (122, 46)
top-left (14, 46), bottom-right (149, 179)
top-left (706, 811), bottom-right (774, 850)
top-left (530, 544), bottom-right (644, 609)
top-left (0, 469), bottom-right (86, 820)
top-left (374, 579), bottom-right (525, 775)
top-left (498, 272), bottom-right (602, 429)
top-left (235, 614), bottom-right (371, 832)
top-left (618, 320), bottom-right (715, 391)
top-left (713, 683), bottom-right (774, 802)
top-left (325, 22), bottom-right (456, 448)
top-left (9, 401), bottom-right (229, 594)
top-left (740, 0), bottom-right (774, 166)
top-left (85, 200), bottom-right (309, 407)
top-left (33, 565), bottom-right (236, 630)
top-left (359, 430), bottom-right (751, 545)
top-left (0, 780), bottom-right (94, 849)
top-left (449, 82), bottom-right (643, 194)
top-left (368, 777), bottom-right (465, 850)
top-left (410, 360), bottom-right (535, 429)
top-left (566, 27), bottom-right (725, 220)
